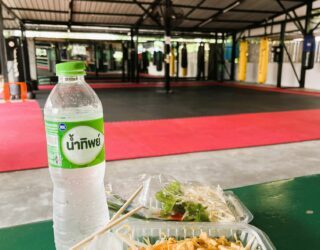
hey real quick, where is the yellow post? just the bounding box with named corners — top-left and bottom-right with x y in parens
top-left (238, 40), bottom-right (248, 81)
top-left (182, 67), bottom-right (187, 77)
top-left (170, 47), bottom-right (175, 76)
top-left (257, 37), bottom-right (269, 84)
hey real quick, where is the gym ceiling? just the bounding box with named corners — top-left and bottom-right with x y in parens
top-left (0, 0), bottom-right (313, 36)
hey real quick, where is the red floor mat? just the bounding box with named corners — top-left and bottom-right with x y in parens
top-left (0, 101), bottom-right (47, 172)
top-left (106, 110), bottom-right (320, 160)
top-left (2, 101), bottom-right (320, 172)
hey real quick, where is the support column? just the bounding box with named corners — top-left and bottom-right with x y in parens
top-left (121, 42), bottom-right (125, 82)
top-left (94, 43), bottom-right (98, 78)
top-left (135, 28), bottom-right (139, 83)
top-left (20, 23), bottom-right (29, 83)
top-left (300, 0), bottom-right (313, 88)
top-left (277, 22), bottom-right (286, 88)
top-left (230, 33), bottom-right (236, 81)
top-left (164, 0), bottom-right (172, 93)
top-left (0, 4), bottom-right (8, 82)
top-left (221, 33), bottom-right (225, 81)
top-left (129, 28), bottom-right (135, 82)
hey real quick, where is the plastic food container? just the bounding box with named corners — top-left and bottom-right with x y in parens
top-left (113, 221), bottom-right (275, 250)
top-left (140, 190), bottom-right (253, 223)
top-left (107, 174), bottom-right (254, 223)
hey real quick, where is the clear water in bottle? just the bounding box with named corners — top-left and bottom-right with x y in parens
top-left (44, 61), bottom-right (110, 250)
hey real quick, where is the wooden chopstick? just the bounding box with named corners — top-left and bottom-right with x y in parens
top-left (110, 185), bottom-right (143, 223)
top-left (70, 185), bottom-right (144, 250)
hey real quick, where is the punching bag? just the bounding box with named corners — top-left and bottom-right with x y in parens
top-left (208, 43), bottom-right (218, 80)
top-left (170, 46), bottom-right (175, 76)
top-left (302, 34), bottom-right (315, 70)
top-left (238, 40), bottom-right (248, 81)
top-left (257, 37), bottom-right (269, 84)
top-left (181, 43), bottom-right (188, 77)
top-left (197, 42), bottom-right (205, 80)
top-left (156, 51), bottom-right (163, 71)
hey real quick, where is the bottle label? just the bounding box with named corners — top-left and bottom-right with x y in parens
top-left (45, 118), bottom-right (105, 169)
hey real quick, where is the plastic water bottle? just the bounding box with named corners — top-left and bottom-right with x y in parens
top-left (44, 61), bottom-right (110, 250)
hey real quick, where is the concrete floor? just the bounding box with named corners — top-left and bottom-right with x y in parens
top-left (1, 140), bottom-right (320, 228)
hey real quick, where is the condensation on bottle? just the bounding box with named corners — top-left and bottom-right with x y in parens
top-left (44, 61), bottom-right (109, 250)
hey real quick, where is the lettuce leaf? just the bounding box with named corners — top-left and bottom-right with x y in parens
top-left (155, 181), bottom-right (210, 221)
top-left (183, 202), bottom-right (209, 222)
top-left (155, 181), bottom-right (182, 215)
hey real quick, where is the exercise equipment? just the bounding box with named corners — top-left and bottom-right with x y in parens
top-left (141, 51), bottom-right (150, 73)
top-left (302, 34), bottom-right (315, 70)
top-left (257, 37), bottom-right (269, 84)
top-left (197, 42), bottom-right (205, 80)
top-left (170, 46), bottom-right (175, 76)
top-left (208, 43), bottom-right (224, 81)
top-left (153, 51), bottom-right (163, 71)
top-left (181, 43), bottom-right (188, 77)
top-left (272, 45), bottom-right (281, 63)
top-left (238, 40), bottom-right (248, 81)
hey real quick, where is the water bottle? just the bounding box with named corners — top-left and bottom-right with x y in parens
top-left (44, 61), bottom-right (110, 249)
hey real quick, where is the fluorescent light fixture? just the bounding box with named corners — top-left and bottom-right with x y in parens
top-left (18, 30), bottom-right (129, 40)
top-left (223, 1), bottom-right (240, 13)
top-left (25, 24), bottom-right (68, 29)
top-left (72, 26), bottom-right (130, 32)
top-left (293, 38), bottom-right (303, 42)
top-left (139, 29), bottom-right (163, 34)
top-left (199, 18), bottom-right (213, 28)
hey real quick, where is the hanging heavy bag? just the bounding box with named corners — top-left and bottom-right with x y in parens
top-left (257, 37), bottom-right (269, 84)
top-left (170, 47), bottom-right (175, 76)
top-left (181, 43), bottom-right (188, 77)
top-left (197, 42), bottom-right (205, 80)
top-left (207, 43), bottom-right (216, 80)
top-left (156, 51), bottom-right (163, 71)
top-left (302, 34), bottom-right (315, 70)
top-left (238, 40), bottom-right (248, 81)
top-left (142, 51), bottom-right (149, 73)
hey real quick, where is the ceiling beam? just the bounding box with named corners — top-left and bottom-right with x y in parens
top-left (72, 0), bottom-right (293, 16)
top-left (0, 1), bottom-right (20, 20)
top-left (195, 0), bottom-right (244, 29)
top-left (184, 0), bottom-right (206, 17)
top-left (276, 0), bottom-right (304, 34)
top-left (172, 4), bottom-right (282, 14)
top-left (135, 0), bottom-right (162, 28)
top-left (133, 0), bottom-right (162, 26)
top-left (187, 17), bottom-right (257, 23)
top-left (22, 19), bottom-right (233, 33)
top-left (239, 0), bottom-right (308, 33)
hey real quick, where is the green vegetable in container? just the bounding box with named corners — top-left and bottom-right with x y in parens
top-left (155, 181), bottom-right (209, 221)
top-left (155, 181), bottom-right (236, 222)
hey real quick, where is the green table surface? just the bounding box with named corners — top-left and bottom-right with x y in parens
top-left (1, 174), bottom-right (320, 250)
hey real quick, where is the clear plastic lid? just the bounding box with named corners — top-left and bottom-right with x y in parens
top-left (84, 221), bottom-right (275, 250)
top-left (106, 174), bottom-right (253, 223)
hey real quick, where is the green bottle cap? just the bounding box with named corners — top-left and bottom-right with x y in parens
top-left (56, 61), bottom-right (86, 76)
